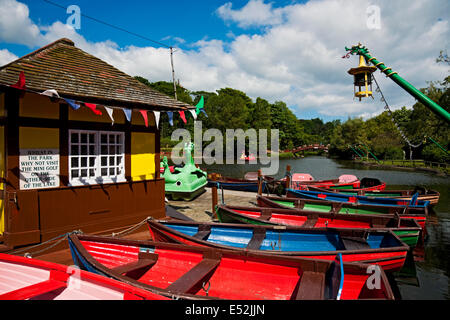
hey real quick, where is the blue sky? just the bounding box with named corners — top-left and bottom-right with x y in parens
top-left (0, 0), bottom-right (448, 122)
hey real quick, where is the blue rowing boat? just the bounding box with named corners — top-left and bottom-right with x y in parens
top-left (286, 189), bottom-right (430, 209)
top-left (147, 219), bottom-right (409, 272)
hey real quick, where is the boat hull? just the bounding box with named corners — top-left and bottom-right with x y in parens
top-left (148, 220), bottom-right (409, 273)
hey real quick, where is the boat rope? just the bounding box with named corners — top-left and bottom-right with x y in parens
top-left (372, 75), bottom-right (423, 149)
top-left (108, 217), bottom-right (152, 238)
top-left (9, 230), bottom-right (83, 258)
top-left (201, 281), bottom-right (211, 296)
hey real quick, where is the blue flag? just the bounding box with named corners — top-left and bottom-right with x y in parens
top-left (122, 108), bottom-right (132, 122)
top-left (64, 98), bottom-right (80, 110)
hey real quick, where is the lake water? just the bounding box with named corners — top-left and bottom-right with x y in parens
top-left (203, 156), bottom-right (450, 300)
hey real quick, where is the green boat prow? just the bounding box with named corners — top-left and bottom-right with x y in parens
top-left (161, 143), bottom-right (207, 201)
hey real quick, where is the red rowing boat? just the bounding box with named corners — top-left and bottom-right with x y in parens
top-left (68, 233), bottom-right (395, 300)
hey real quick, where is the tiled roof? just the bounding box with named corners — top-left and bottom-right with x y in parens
top-left (0, 38), bottom-right (192, 111)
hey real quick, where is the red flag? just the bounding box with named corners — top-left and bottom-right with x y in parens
top-left (84, 103), bottom-right (102, 115)
top-left (140, 110), bottom-right (149, 127)
top-left (179, 110), bottom-right (187, 124)
top-left (11, 71), bottom-right (26, 90)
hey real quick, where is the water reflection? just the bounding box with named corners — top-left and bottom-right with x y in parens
top-left (202, 156), bottom-right (450, 300)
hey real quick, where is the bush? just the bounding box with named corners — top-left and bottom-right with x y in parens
top-left (421, 145), bottom-right (450, 163)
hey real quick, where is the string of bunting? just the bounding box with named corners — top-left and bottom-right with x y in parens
top-left (8, 71), bottom-right (208, 128)
top-left (372, 74), bottom-right (423, 149)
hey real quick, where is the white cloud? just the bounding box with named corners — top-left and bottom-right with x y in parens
top-left (1, 0), bottom-right (449, 120)
top-left (0, 48), bottom-right (17, 66)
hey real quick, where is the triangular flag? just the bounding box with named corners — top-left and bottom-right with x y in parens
top-left (179, 110), bottom-right (187, 124)
top-left (11, 71), bottom-right (26, 90)
top-left (140, 110), bottom-right (149, 127)
top-left (122, 108), bottom-right (132, 122)
top-left (195, 96), bottom-right (204, 115)
top-left (199, 108), bottom-right (208, 117)
top-left (84, 103), bottom-right (102, 115)
top-left (153, 111), bottom-right (160, 129)
top-left (63, 98), bottom-right (80, 110)
top-left (167, 111), bottom-right (174, 126)
top-left (104, 106), bottom-right (115, 125)
top-left (189, 109), bottom-right (197, 120)
top-left (41, 89), bottom-right (60, 98)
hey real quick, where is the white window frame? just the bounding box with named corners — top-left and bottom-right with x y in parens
top-left (69, 129), bottom-right (126, 186)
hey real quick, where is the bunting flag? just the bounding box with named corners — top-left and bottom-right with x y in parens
top-left (189, 109), bottom-right (197, 120)
top-left (122, 108), bottom-right (132, 122)
top-left (63, 98), bottom-right (81, 110)
top-left (179, 110), bottom-right (187, 124)
top-left (153, 111), bottom-right (161, 129)
top-left (84, 103), bottom-right (102, 115)
top-left (167, 111), bottom-right (174, 126)
top-left (104, 106), bottom-right (115, 125)
top-left (11, 71), bottom-right (26, 90)
top-left (195, 96), bottom-right (208, 117)
top-left (140, 110), bottom-right (149, 127)
top-left (41, 89), bottom-right (60, 98)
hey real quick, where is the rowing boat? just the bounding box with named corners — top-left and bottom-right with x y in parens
top-left (207, 172), bottom-right (284, 194)
top-left (147, 219), bottom-right (409, 272)
top-left (286, 189), bottom-right (430, 213)
top-left (290, 175), bottom-right (386, 191)
top-left (256, 195), bottom-right (427, 229)
top-left (306, 186), bottom-right (440, 205)
top-left (68, 233), bottom-right (394, 300)
top-left (0, 253), bottom-right (168, 300)
top-left (215, 205), bottom-right (422, 247)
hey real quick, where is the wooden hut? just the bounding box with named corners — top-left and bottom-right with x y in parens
top-left (0, 38), bottom-right (192, 251)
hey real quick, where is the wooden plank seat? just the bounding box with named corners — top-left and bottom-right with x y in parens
top-left (246, 228), bottom-right (266, 250)
top-left (112, 252), bottom-right (158, 280)
top-left (0, 270), bottom-right (69, 300)
top-left (193, 225), bottom-right (212, 240)
top-left (166, 255), bottom-right (221, 294)
top-left (340, 236), bottom-right (371, 250)
top-left (302, 216), bottom-right (318, 228)
top-left (259, 208), bottom-right (272, 221)
top-left (295, 271), bottom-right (325, 300)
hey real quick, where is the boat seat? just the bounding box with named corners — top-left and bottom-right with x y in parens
top-left (166, 254), bottom-right (221, 294)
top-left (259, 208), bottom-right (272, 221)
top-left (295, 271), bottom-right (325, 300)
top-left (112, 251), bottom-right (158, 280)
top-left (193, 225), bottom-right (212, 240)
top-left (302, 216), bottom-right (318, 228)
top-left (340, 236), bottom-right (371, 250)
top-left (0, 270), bottom-right (68, 300)
top-left (246, 228), bottom-right (267, 250)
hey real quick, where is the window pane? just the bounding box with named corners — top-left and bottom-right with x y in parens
top-left (71, 158), bottom-right (79, 168)
top-left (116, 145), bottom-right (122, 154)
top-left (71, 170), bottom-right (79, 178)
top-left (81, 134), bottom-right (88, 143)
top-left (109, 168), bottom-right (115, 176)
top-left (71, 133), bottom-right (79, 143)
top-left (101, 145), bottom-right (108, 155)
top-left (101, 134), bottom-right (107, 144)
top-left (89, 169), bottom-right (95, 177)
top-left (89, 145), bottom-right (95, 155)
top-left (80, 169), bottom-right (87, 177)
top-left (116, 156), bottom-right (122, 165)
top-left (89, 133), bottom-right (95, 144)
top-left (109, 135), bottom-right (115, 144)
top-left (81, 145), bottom-right (88, 155)
top-left (109, 157), bottom-right (115, 166)
top-left (71, 145), bottom-right (79, 155)
top-left (89, 157), bottom-right (96, 167)
top-left (101, 168), bottom-right (108, 176)
top-left (116, 135), bottom-right (122, 144)
top-left (101, 156), bottom-right (107, 166)
top-left (81, 157), bottom-right (87, 167)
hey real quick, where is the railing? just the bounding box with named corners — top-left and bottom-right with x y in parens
top-left (358, 159), bottom-right (449, 174)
